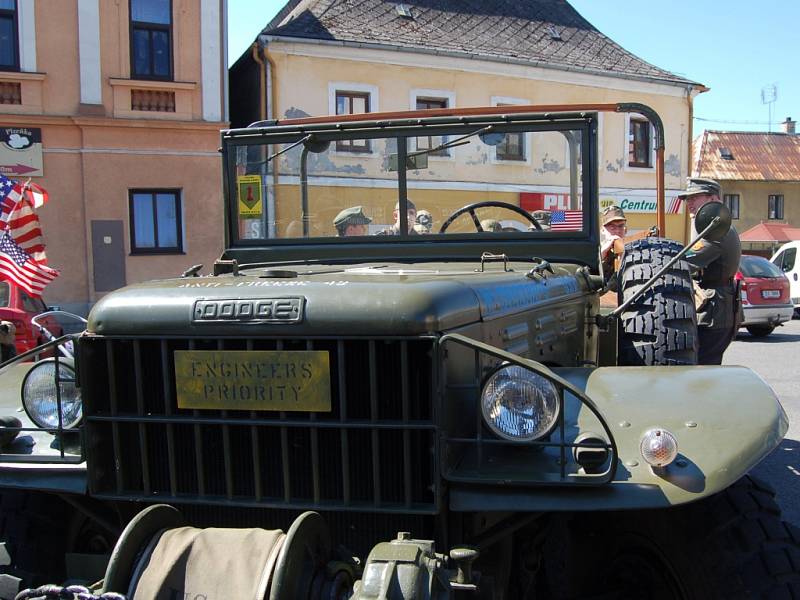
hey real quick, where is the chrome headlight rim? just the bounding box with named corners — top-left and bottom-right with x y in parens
top-left (480, 362), bottom-right (561, 443)
top-left (21, 358), bottom-right (82, 430)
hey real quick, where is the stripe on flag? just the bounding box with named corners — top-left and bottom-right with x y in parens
top-left (2, 195), bottom-right (47, 263)
top-left (0, 231), bottom-right (59, 297)
top-left (550, 209), bottom-right (584, 231)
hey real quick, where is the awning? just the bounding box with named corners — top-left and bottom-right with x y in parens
top-left (739, 222), bottom-right (800, 243)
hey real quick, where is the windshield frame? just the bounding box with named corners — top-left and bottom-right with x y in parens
top-left (220, 108), bottom-right (609, 270)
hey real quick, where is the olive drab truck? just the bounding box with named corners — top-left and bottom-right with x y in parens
top-left (0, 103), bottom-right (797, 600)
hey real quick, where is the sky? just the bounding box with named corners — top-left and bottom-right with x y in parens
top-left (227, 0), bottom-right (799, 136)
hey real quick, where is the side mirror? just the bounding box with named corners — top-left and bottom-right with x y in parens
top-left (695, 202), bottom-right (731, 242)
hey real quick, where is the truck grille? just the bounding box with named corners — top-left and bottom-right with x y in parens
top-left (80, 336), bottom-right (438, 514)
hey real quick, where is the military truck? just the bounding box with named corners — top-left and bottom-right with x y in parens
top-left (1, 103), bottom-right (797, 599)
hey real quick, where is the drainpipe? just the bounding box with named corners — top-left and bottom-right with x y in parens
top-left (252, 40), bottom-right (278, 237)
top-left (685, 83), bottom-right (709, 243)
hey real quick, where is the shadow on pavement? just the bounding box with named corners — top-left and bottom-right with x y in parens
top-left (735, 331), bottom-right (800, 343)
top-left (752, 437), bottom-right (800, 527)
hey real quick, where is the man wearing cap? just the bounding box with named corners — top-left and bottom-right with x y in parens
top-left (377, 199), bottom-right (418, 235)
top-left (678, 177), bottom-right (742, 365)
top-left (600, 205), bottom-right (627, 279)
top-left (333, 206), bottom-right (372, 237)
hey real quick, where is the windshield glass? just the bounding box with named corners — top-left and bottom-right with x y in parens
top-left (740, 254), bottom-right (785, 278)
top-left (228, 118), bottom-right (588, 244)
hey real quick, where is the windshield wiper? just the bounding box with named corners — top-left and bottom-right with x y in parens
top-left (409, 125), bottom-right (495, 158)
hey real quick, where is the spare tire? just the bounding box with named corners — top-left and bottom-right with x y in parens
top-left (617, 237), bottom-right (698, 365)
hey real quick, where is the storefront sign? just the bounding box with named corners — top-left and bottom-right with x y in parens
top-left (521, 190), bottom-right (683, 214)
top-left (0, 127), bottom-right (43, 177)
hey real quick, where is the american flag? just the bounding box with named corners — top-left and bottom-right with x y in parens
top-left (0, 180), bottom-right (47, 263)
top-left (0, 231), bottom-right (59, 297)
top-left (550, 210), bottom-right (584, 231)
top-left (0, 174), bottom-right (22, 223)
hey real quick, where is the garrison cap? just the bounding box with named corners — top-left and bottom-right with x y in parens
top-left (333, 206), bottom-right (372, 227)
top-left (677, 177), bottom-right (721, 199)
top-left (601, 205), bottom-right (627, 225)
top-left (394, 198), bottom-right (417, 212)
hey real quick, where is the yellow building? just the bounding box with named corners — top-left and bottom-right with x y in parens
top-left (229, 0), bottom-right (706, 241)
top-left (0, 0), bottom-right (228, 313)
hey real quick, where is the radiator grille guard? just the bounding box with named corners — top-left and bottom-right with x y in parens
top-left (439, 334), bottom-right (618, 486)
top-left (80, 336), bottom-right (439, 514)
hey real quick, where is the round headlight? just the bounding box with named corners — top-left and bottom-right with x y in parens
top-left (480, 365), bottom-right (559, 442)
top-left (22, 359), bottom-right (82, 429)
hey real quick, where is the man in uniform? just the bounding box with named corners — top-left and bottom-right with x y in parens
top-left (678, 177), bottom-right (742, 365)
top-left (333, 206), bottom-right (372, 237)
top-left (377, 199), bottom-right (418, 235)
top-left (414, 210), bottom-right (433, 234)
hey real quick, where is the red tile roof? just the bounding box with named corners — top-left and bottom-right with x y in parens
top-left (739, 222), bottom-right (800, 243)
top-left (694, 130), bottom-right (800, 182)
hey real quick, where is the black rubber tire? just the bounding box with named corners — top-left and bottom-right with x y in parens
top-left (746, 324), bottom-right (775, 337)
top-left (617, 237), bottom-right (698, 365)
top-left (543, 476), bottom-right (800, 599)
top-left (0, 491), bottom-right (68, 599)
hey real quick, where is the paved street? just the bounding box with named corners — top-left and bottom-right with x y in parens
top-left (725, 318), bottom-right (800, 527)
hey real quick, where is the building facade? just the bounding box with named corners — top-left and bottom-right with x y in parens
top-left (229, 0), bottom-right (706, 242)
top-left (693, 121), bottom-right (800, 254)
top-left (0, 0), bottom-right (228, 313)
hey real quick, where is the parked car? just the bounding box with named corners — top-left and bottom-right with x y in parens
top-left (0, 280), bottom-right (61, 355)
top-left (770, 240), bottom-right (800, 314)
top-left (736, 254), bottom-right (794, 336)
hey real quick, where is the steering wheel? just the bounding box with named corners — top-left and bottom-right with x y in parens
top-left (438, 200), bottom-right (543, 233)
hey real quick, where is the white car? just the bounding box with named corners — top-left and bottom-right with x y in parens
top-left (770, 241), bottom-right (800, 313)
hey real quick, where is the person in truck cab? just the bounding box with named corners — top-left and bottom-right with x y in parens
top-left (679, 177), bottom-right (742, 365)
top-left (377, 199), bottom-right (418, 235)
top-left (333, 206), bottom-right (372, 237)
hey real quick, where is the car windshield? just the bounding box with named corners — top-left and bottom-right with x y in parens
top-left (740, 255), bottom-right (785, 278)
top-left (0, 282), bottom-right (8, 307)
top-left (227, 115), bottom-right (589, 244)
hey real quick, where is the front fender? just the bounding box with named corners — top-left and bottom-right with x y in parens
top-left (450, 365), bottom-right (787, 512)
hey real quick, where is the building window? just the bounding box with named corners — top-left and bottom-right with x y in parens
top-left (768, 194), bottom-right (784, 220)
top-left (129, 189), bottom-right (182, 253)
top-left (130, 0), bottom-right (172, 80)
top-left (494, 104), bottom-right (525, 161)
top-left (416, 97), bottom-right (449, 156)
top-left (0, 0), bottom-right (18, 71)
top-left (723, 193), bottom-right (740, 219)
top-left (335, 91), bottom-right (370, 152)
top-left (628, 117), bottom-right (652, 168)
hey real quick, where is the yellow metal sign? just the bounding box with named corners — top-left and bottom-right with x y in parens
top-left (175, 350), bottom-right (331, 412)
top-left (237, 175), bottom-right (263, 217)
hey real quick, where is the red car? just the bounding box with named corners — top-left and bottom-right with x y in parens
top-left (736, 254), bottom-right (794, 337)
top-left (0, 280), bottom-right (60, 355)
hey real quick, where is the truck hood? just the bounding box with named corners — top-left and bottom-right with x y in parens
top-left (87, 262), bottom-right (586, 336)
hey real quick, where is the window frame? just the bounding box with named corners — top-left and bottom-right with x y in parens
top-left (626, 115), bottom-right (654, 170)
top-left (723, 193), bottom-right (740, 220)
top-left (128, 188), bottom-right (183, 254)
top-left (491, 96), bottom-right (530, 163)
top-left (334, 90), bottom-right (371, 153)
top-left (0, 0), bottom-right (19, 72)
top-left (768, 194), bottom-right (784, 220)
top-left (410, 88), bottom-right (456, 159)
top-left (129, 0), bottom-right (174, 81)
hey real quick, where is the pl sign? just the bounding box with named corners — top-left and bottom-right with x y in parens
top-left (521, 191), bottom-right (683, 214)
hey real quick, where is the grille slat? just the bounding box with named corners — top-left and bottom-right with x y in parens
top-left (84, 337), bottom-right (437, 514)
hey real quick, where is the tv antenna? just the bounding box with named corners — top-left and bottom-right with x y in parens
top-left (761, 84), bottom-right (778, 132)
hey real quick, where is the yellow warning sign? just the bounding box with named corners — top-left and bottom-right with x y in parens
top-left (237, 175), bottom-right (262, 217)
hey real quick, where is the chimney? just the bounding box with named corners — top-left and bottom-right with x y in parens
top-left (781, 117), bottom-right (796, 135)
